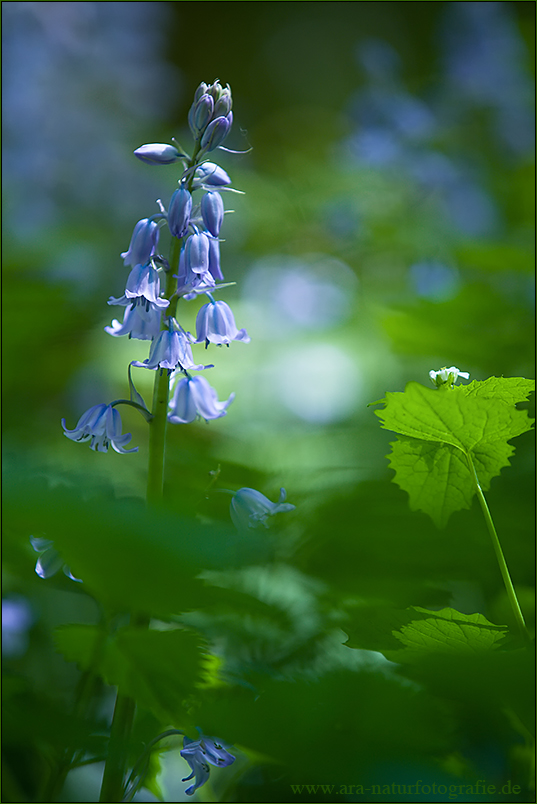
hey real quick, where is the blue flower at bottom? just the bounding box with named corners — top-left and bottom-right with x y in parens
top-left (180, 735), bottom-right (235, 796)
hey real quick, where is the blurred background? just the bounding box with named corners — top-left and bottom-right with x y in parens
top-left (3, 2), bottom-right (535, 801)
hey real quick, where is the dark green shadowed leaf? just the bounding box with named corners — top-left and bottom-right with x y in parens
top-left (54, 624), bottom-right (206, 725)
top-left (343, 605), bottom-right (509, 663)
top-left (5, 474), bottom-right (272, 618)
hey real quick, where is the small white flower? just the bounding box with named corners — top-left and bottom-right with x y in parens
top-left (429, 366), bottom-right (470, 387)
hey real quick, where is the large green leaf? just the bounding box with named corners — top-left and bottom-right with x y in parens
top-left (54, 624), bottom-right (205, 726)
top-left (343, 605), bottom-right (509, 663)
top-left (5, 473), bottom-right (271, 618)
top-left (374, 377), bottom-right (534, 527)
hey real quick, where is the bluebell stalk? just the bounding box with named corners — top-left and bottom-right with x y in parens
top-left (59, 81), bottom-right (250, 801)
top-left (47, 74), bottom-right (296, 804)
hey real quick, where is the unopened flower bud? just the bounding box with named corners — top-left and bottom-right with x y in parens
top-left (193, 82), bottom-right (209, 103)
top-left (168, 187), bottom-right (193, 238)
top-left (200, 114), bottom-right (232, 152)
top-left (134, 143), bottom-right (181, 165)
top-left (214, 87), bottom-right (232, 118)
top-left (189, 94), bottom-right (215, 138)
top-left (201, 191), bottom-right (224, 237)
top-left (121, 218), bottom-right (159, 267)
top-left (185, 232), bottom-right (210, 275)
top-left (193, 162), bottom-right (231, 188)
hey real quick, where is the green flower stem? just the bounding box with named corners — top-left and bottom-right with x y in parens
top-left (98, 614), bottom-right (149, 803)
top-left (41, 619), bottom-right (108, 802)
top-left (146, 237), bottom-right (181, 506)
top-left (99, 692), bottom-right (136, 802)
top-left (466, 453), bottom-right (531, 644)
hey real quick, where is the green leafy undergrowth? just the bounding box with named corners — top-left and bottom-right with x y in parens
top-left (373, 376), bottom-right (534, 527)
top-left (54, 624), bottom-right (205, 731)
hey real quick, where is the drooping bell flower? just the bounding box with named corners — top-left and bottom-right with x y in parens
top-left (168, 375), bottom-right (234, 424)
top-left (62, 404), bottom-right (138, 454)
top-left (180, 735), bottom-right (235, 796)
top-left (108, 263), bottom-right (169, 316)
top-left (121, 218), bottom-right (159, 267)
top-left (132, 326), bottom-right (210, 372)
top-left (105, 302), bottom-right (162, 340)
top-left (194, 300), bottom-right (250, 347)
top-left (229, 487), bottom-right (295, 530)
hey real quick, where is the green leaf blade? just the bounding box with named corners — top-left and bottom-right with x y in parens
top-left (375, 377), bottom-right (534, 526)
top-left (388, 437), bottom-right (473, 528)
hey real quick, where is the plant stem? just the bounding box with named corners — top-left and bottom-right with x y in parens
top-left (466, 452), bottom-right (531, 644)
top-left (146, 238), bottom-right (181, 506)
top-left (98, 614), bottom-right (149, 803)
top-left (99, 692), bottom-right (136, 802)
